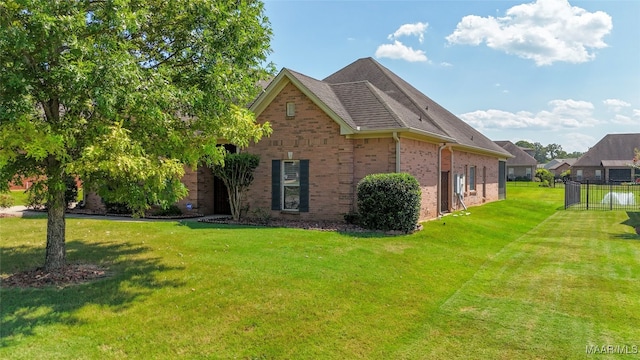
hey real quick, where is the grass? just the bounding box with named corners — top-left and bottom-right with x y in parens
top-left (1, 184), bottom-right (639, 359)
top-left (6, 190), bottom-right (29, 206)
top-left (4, 188), bottom-right (84, 207)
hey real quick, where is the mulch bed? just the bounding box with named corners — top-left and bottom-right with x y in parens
top-left (1, 264), bottom-right (109, 289)
top-left (199, 217), bottom-right (369, 232)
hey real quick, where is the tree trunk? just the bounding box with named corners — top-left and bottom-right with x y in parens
top-left (45, 173), bottom-right (67, 271)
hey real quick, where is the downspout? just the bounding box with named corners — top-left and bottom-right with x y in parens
top-left (393, 132), bottom-right (401, 173)
top-left (437, 143), bottom-right (446, 216)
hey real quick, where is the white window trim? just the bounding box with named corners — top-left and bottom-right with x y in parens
top-left (286, 102), bottom-right (295, 117)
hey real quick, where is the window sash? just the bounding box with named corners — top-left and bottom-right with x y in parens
top-left (282, 160), bottom-right (300, 211)
top-left (469, 166), bottom-right (476, 191)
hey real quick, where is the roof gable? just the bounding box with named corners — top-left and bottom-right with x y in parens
top-left (253, 57), bottom-right (512, 157)
top-left (495, 141), bottom-right (537, 166)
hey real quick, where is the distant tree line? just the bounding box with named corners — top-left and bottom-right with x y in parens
top-left (515, 141), bottom-right (584, 163)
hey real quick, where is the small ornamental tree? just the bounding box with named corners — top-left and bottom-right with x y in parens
top-left (357, 173), bottom-right (421, 233)
top-left (210, 153), bottom-right (260, 221)
top-left (535, 168), bottom-right (554, 187)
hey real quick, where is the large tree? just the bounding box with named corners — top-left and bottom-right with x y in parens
top-left (0, 0), bottom-right (273, 270)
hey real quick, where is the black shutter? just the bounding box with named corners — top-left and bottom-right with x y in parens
top-left (299, 160), bottom-right (309, 212)
top-left (271, 160), bottom-right (281, 210)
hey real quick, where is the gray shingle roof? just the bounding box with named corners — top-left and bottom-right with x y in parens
top-left (257, 57), bottom-right (512, 157)
top-left (495, 141), bottom-right (538, 166)
top-left (323, 58), bottom-right (510, 156)
top-left (573, 133), bottom-right (640, 166)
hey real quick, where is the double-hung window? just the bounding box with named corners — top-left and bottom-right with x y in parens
top-left (272, 159), bottom-right (309, 212)
top-left (282, 160), bottom-right (300, 211)
top-left (469, 166), bottom-right (476, 191)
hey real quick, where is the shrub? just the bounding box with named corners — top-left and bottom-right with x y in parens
top-left (150, 204), bottom-right (183, 217)
top-left (357, 173), bottom-right (421, 233)
top-left (105, 201), bottom-right (131, 215)
top-left (249, 207), bottom-right (272, 226)
top-left (0, 193), bottom-right (15, 209)
top-left (535, 169), bottom-right (554, 187)
top-left (343, 211), bottom-right (360, 225)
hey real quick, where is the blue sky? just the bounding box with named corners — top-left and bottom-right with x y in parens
top-left (263, 0), bottom-right (639, 153)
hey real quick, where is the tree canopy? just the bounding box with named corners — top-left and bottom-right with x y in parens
top-left (515, 140), bottom-right (583, 163)
top-left (0, 0), bottom-right (273, 269)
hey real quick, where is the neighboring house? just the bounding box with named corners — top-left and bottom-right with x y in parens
top-left (243, 57), bottom-right (511, 221)
top-left (520, 146), bottom-right (536, 159)
top-left (495, 141), bottom-right (537, 181)
top-left (544, 158), bottom-right (577, 178)
top-left (84, 58), bottom-right (513, 220)
top-left (571, 133), bottom-right (640, 183)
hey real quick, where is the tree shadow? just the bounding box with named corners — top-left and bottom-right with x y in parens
top-left (612, 211), bottom-right (640, 240)
top-left (0, 240), bottom-right (185, 348)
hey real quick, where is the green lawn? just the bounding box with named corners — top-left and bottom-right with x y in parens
top-left (1, 185), bottom-right (639, 359)
top-left (7, 189), bottom-right (29, 206)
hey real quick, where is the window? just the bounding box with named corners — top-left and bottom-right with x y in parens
top-left (595, 169), bottom-right (602, 181)
top-left (272, 159), bottom-right (309, 212)
top-left (508, 167), bottom-right (514, 180)
top-left (286, 102), bottom-right (295, 117)
top-left (282, 160), bottom-right (300, 210)
top-left (525, 167), bottom-right (532, 179)
top-left (576, 169), bottom-right (583, 181)
top-left (469, 166), bottom-right (476, 191)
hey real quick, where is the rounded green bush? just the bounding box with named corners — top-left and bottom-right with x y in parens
top-left (357, 173), bottom-right (421, 233)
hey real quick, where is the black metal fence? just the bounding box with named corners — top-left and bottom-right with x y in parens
top-left (565, 181), bottom-right (640, 210)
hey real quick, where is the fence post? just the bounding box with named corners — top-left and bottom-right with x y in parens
top-left (586, 180), bottom-right (589, 210)
top-left (610, 181), bottom-right (613, 210)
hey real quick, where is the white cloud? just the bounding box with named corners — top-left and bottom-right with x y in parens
top-left (440, 61), bottom-right (453, 67)
top-left (634, 109), bottom-right (640, 118)
top-left (388, 22), bottom-right (429, 43)
top-left (446, 0), bottom-right (612, 66)
top-left (611, 114), bottom-right (635, 125)
top-left (563, 132), bottom-right (596, 153)
top-left (603, 98), bottom-right (631, 112)
top-left (375, 40), bottom-right (428, 62)
top-left (460, 99), bottom-right (598, 131)
top-left (377, 22), bottom-right (429, 62)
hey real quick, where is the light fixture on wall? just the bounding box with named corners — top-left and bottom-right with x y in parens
top-left (288, 151), bottom-right (293, 159)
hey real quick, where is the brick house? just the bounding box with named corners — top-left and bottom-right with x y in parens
top-left (84, 58), bottom-right (512, 219)
top-left (571, 133), bottom-right (640, 183)
top-left (544, 158), bottom-right (577, 178)
top-left (495, 141), bottom-right (537, 181)
top-left (239, 58), bottom-right (511, 221)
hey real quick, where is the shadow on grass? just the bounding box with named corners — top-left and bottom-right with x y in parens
top-left (0, 240), bottom-right (185, 348)
top-left (613, 211), bottom-right (640, 240)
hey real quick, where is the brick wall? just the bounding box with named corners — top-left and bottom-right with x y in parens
top-left (245, 82), bottom-right (355, 221)
top-left (245, 81), bottom-right (503, 221)
top-left (196, 166), bottom-right (215, 215)
top-left (451, 150), bottom-right (500, 210)
top-left (571, 166), bottom-right (601, 182)
top-left (176, 166), bottom-right (199, 212)
top-left (399, 138), bottom-right (439, 220)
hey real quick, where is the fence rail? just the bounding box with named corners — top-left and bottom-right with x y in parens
top-left (565, 181), bottom-right (640, 210)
